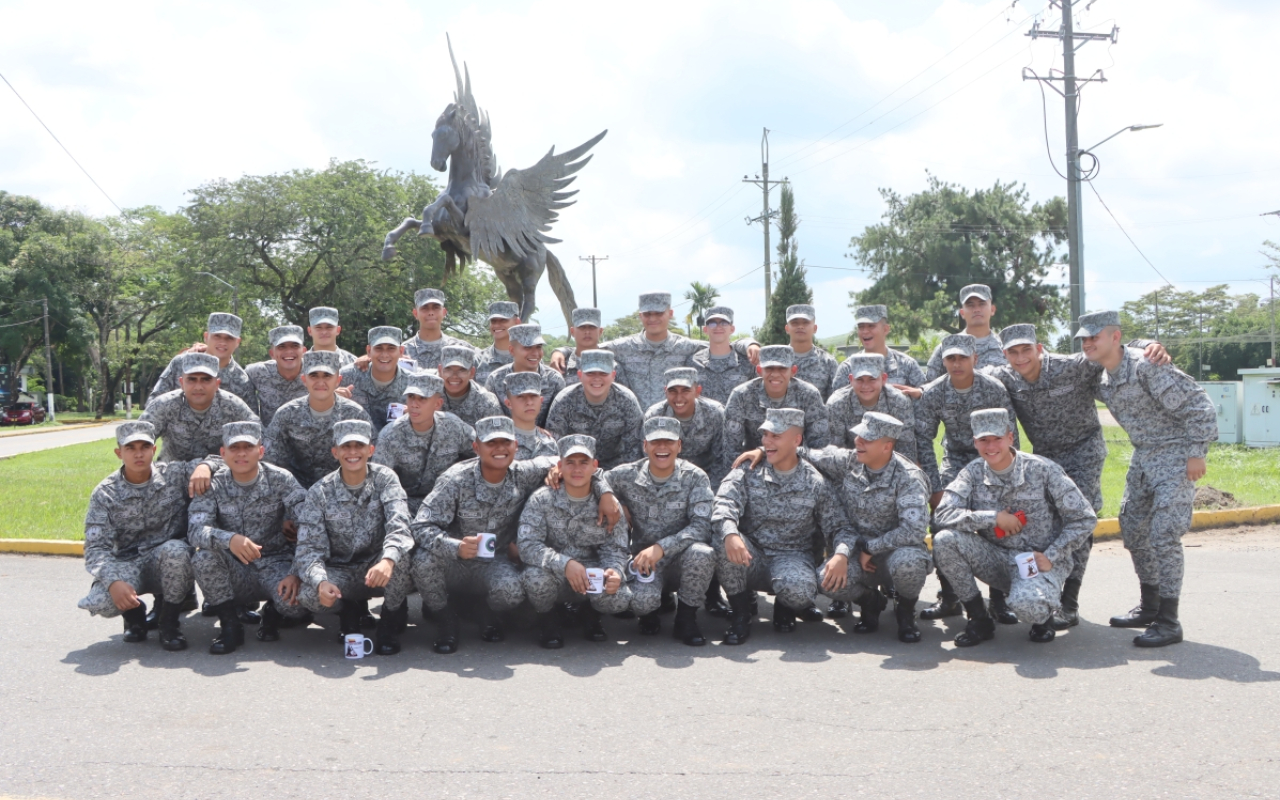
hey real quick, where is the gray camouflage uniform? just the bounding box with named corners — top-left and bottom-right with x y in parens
top-left (691, 348), bottom-right (757, 406)
top-left (515, 426), bottom-right (558, 461)
top-left (263, 396), bottom-right (372, 488)
top-left (442, 381), bottom-right (504, 427)
top-left (793, 347), bottom-right (839, 403)
top-left (152, 355), bottom-right (256, 409)
top-left (518, 485), bottom-right (634, 614)
top-left (831, 349), bottom-right (925, 394)
top-left (724, 378), bottom-right (831, 453)
top-left (826, 384), bottom-right (917, 460)
top-left (914, 372), bottom-right (1019, 493)
top-left (339, 363), bottom-right (420, 435)
top-left (404, 333), bottom-right (476, 373)
top-left (484, 364), bottom-right (564, 428)
top-left (545, 383), bottom-right (645, 470)
top-left (644, 398), bottom-right (730, 488)
top-left (925, 331), bottom-right (1006, 382)
top-left (474, 344), bottom-right (513, 386)
top-left (604, 333), bottom-right (756, 410)
top-left (371, 411), bottom-right (476, 513)
top-left (245, 361), bottom-right (307, 426)
top-left (139, 388), bottom-right (258, 464)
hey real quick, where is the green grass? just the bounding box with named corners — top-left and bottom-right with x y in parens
top-left (0, 439), bottom-right (122, 540)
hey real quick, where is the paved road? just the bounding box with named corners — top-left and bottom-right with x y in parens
top-left (0, 422), bottom-right (120, 460)
top-left (1, 527), bottom-right (1277, 799)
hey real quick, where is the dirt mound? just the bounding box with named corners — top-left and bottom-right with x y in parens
top-left (1194, 485), bottom-right (1240, 509)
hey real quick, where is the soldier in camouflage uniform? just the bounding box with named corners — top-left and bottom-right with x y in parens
top-left (264, 351), bottom-right (372, 489)
top-left (519, 435), bottom-right (633, 648)
top-left (691, 306), bottom-right (757, 405)
top-left (188, 421), bottom-right (310, 654)
top-left (150, 312), bottom-right (256, 408)
top-left (79, 422), bottom-right (207, 651)
top-left (474, 301), bottom-right (519, 385)
top-left (826, 353), bottom-right (917, 461)
top-left (295, 419), bottom-right (415, 655)
top-left (545, 349), bottom-right (644, 470)
top-left (550, 307), bottom-right (605, 387)
top-left (924, 285), bottom-right (1007, 382)
top-left (605, 417), bottom-right (716, 646)
top-left (502, 371), bottom-right (558, 460)
top-left (484, 323), bottom-right (564, 428)
top-left (339, 326), bottom-right (420, 435)
top-left (714, 408), bottom-right (853, 645)
top-left (371, 375), bottom-right (476, 514)
top-left (784, 304), bottom-right (839, 402)
top-left (440, 346), bottom-right (504, 426)
top-left (831, 305), bottom-right (926, 398)
top-left (245, 325), bottom-right (308, 426)
top-left (644, 367), bottom-right (730, 488)
top-left (307, 307), bottom-right (358, 368)
top-left (724, 345), bottom-right (831, 454)
top-left (1079, 310), bottom-right (1218, 647)
top-left (403, 288), bottom-right (477, 372)
top-left (932, 409), bottom-right (1098, 647)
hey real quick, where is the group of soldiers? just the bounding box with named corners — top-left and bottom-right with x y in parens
top-left (79, 282), bottom-right (1218, 657)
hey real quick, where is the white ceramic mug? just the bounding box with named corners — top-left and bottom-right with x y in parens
top-left (1015, 552), bottom-right (1040, 579)
top-left (386, 402), bottom-right (407, 422)
top-left (344, 633), bottom-right (374, 659)
top-left (398, 358), bottom-right (417, 374)
top-left (585, 567), bottom-right (605, 594)
top-left (628, 559), bottom-right (656, 583)
top-left (477, 532), bottom-right (497, 559)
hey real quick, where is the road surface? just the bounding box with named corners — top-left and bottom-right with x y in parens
top-left (0, 422), bottom-right (120, 460)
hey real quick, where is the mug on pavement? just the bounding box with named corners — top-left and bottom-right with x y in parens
top-left (628, 559), bottom-right (656, 583)
top-left (476, 533), bottom-right (497, 559)
top-left (1015, 552), bottom-right (1040, 580)
top-left (585, 567), bottom-right (605, 594)
top-left (344, 633), bottom-right (374, 659)
top-left (386, 402), bottom-right (407, 422)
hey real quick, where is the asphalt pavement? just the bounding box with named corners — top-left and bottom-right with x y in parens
top-left (0, 422), bottom-right (121, 460)
top-left (1, 527), bottom-right (1277, 800)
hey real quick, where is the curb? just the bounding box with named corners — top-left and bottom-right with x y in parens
top-left (5, 505), bottom-right (1280, 558)
top-left (0, 420), bottom-right (117, 439)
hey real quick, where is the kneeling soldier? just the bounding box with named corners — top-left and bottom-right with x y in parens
top-left (932, 409), bottom-right (1097, 647)
top-left (295, 420), bottom-right (415, 655)
top-left (188, 421), bottom-right (310, 654)
top-left (606, 417), bottom-right (716, 646)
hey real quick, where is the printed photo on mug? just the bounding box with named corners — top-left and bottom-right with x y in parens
top-left (387, 402), bottom-right (407, 421)
top-left (1016, 552), bottom-right (1039, 579)
top-left (585, 567), bottom-right (605, 594)
top-left (477, 532), bottom-right (497, 559)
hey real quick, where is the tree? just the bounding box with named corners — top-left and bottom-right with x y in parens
top-left (847, 174), bottom-right (1068, 341)
top-left (1121, 284), bottom-right (1270, 379)
top-left (758, 185), bottom-right (812, 346)
top-left (682, 281), bottom-right (719, 338)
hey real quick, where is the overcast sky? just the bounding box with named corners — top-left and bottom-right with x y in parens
top-left (3, 0), bottom-right (1277, 337)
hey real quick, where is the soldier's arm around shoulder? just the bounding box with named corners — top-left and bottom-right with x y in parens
top-left (931, 464), bottom-right (993, 533)
top-left (799, 444), bottom-right (853, 482)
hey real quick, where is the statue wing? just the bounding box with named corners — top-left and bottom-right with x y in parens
top-left (466, 130), bottom-right (607, 261)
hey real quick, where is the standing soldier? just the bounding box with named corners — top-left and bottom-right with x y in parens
top-left (79, 421), bottom-right (205, 651)
top-left (264, 351), bottom-right (371, 489)
top-left (371, 376), bottom-right (476, 514)
top-left (339, 326), bottom-right (419, 435)
top-left (306, 307), bottom-right (358, 368)
top-left (440, 346), bottom-right (504, 426)
top-left (502, 371), bottom-right (558, 460)
top-left (826, 353), bottom-right (917, 460)
top-left (1078, 310), bottom-right (1217, 647)
top-left (932, 409), bottom-right (1098, 647)
top-left (784, 304), bottom-right (839, 402)
top-left (403, 288), bottom-right (477, 372)
top-left (831, 305), bottom-right (926, 398)
top-left (724, 345), bottom-right (831, 454)
top-left (924, 285), bottom-right (1007, 382)
top-left (550, 307), bottom-right (605, 387)
top-left (151, 312), bottom-right (255, 408)
top-left (545, 350), bottom-right (644, 470)
top-left (484, 323), bottom-right (564, 428)
top-left (188, 421), bottom-right (310, 654)
top-left (245, 325), bottom-right (308, 426)
top-left (474, 301), bottom-right (520, 385)
top-left (691, 306), bottom-right (757, 405)
top-left (295, 419), bottom-right (416, 655)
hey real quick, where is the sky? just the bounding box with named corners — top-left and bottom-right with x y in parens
top-left (3, 0), bottom-right (1278, 339)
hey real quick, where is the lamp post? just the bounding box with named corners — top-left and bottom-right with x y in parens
top-left (196, 271), bottom-right (239, 316)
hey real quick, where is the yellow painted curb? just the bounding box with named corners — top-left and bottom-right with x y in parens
top-left (0, 539), bottom-right (84, 556)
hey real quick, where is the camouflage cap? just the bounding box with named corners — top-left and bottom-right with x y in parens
top-left (508, 323), bottom-right (546, 348)
top-left (1074, 310), bottom-right (1121, 339)
top-left (414, 288), bottom-right (446, 308)
top-left (440, 345), bottom-right (474, 370)
top-left (759, 407), bottom-right (804, 435)
top-left (703, 306), bottom-right (734, 324)
top-left (487, 301), bottom-right (519, 320)
top-left (222, 420), bottom-right (263, 447)
top-left (475, 415), bottom-right (517, 442)
top-left (786, 304), bottom-right (816, 322)
top-left (268, 325), bottom-right (305, 347)
top-left (302, 350), bottom-right (342, 376)
top-left (971, 408), bottom-right (1013, 439)
top-left (207, 312), bottom-right (243, 337)
top-left (664, 367), bottom-right (698, 389)
top-left (1000, 324), bottom-right (1039, 350)
top-left (116, 420), bottom-right (156, 447)
top-left (333, 419), bottom-right (373, 447)
top-left (939, 333), bottom-right (977, 359)
top-left (758, 345), bottom-right (795, 369)
top-left (181, 352), bottom-right (220, 377)
top-left (503, 370), bottom-right (543, 396)
top-left (643, 416), bottom-right (683, 442)
top-left (960, 284), bottom-right (992, 304)
top-left (403, 374), bottom-right (445, 398)
top-left (854, 304), bottom-right (888, 325)
top-left (846, 353), bottom-right (886, 379)
top-left (558, 433), bottom-right (597, 460)
top-left (368, 326), bottom-right (403, 347)
top-left (850, 410), bottom-right (903, 442)
top-left (571, 307), bottom-right (602, 328)
top-left (309, 307), bottom-right (340, 327)
top-left (638, 292), bottom-right (672, 313)
top-left (579, 349), bottom-right (615, 374)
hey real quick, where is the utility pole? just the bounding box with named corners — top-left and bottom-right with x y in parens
top-left (41, 297), bottom-right (55, 421)
top-left (1025, 2), bottom-right (1118, 349)
top-left (743, 128), bottom-right (788, 320)
top-left (578, 255), bottom-right (608, 308)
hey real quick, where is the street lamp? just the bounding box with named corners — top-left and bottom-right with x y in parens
top-left (196, 271), bottom-right (239, 316)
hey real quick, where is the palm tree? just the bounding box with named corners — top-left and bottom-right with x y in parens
top-left (683, 281), bottom-right (720, 338)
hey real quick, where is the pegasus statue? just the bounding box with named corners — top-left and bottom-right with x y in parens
top-left (383, 36), bottom-right (606, 326)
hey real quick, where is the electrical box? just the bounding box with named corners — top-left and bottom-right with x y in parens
top-left (1240, 368), bottom-right (1280, 448)
top-left (1199, 381), bottom-right (1242, 445)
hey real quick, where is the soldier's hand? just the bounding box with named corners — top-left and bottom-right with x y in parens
top-left (565, 559), bottom-right (589, 594)
top-left (334, 385), bottom-right (354, 399)
top-left (185, 343), bottom-right (208, 354)
top-left (929, 491), bottom-right (944, 510)
top-left (229, 533), bottom-right (263, 565)
top-left (458, 535), bottom-right (480, 560)
top-left (1033, 552), bottom-right (1053, 573)
top-left (507, 542), bottom-right (521, 562)
top-left (746, 343), bottom-right (761, 366)
top-left (1187, 457), bottom-right (1207, 482)
top-left (549, 349), bottom-right (567, 373)
top-left (891, 383), bottom-right (923, 400)
top-left (282, 521), bottom-right (298, 543)
top-left (188, 464), bottom-right (213, 497)
top-left (277, 574), bottom-right (301, 606)
top-left (996, 510), bottom-right (1025, 536)
top-left (598, 493), bottom-right (624, 531)
top-left (732, 448), bottom-right (764, 471)
top-left (634, 543), bottom-right (664, 574)
top-left (354, 354), bottom-right (372, 372)
top-left (1143, 342), bottom-right (1172, 366)
top-left (317, 581), bottom-right (342, 607)
top-left (821, 555), bottom-right (848, 592)
top-left (725, 534), bottom-right (752, 566)
top-left (603, 568), bottom-right (622, 594)
top-left (544, 465), bottom-right (563, 489)
top-left (365, 558), bottom-right (394, 588)
top-left (859, 551), bottom-right (876, 574)
top-left (108, 580), bottom-right (141, 611)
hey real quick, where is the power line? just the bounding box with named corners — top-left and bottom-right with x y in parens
top-left (1086, 181), bottom-right (1174, 287)
top-left (0, 315), bottom-right (45, 329)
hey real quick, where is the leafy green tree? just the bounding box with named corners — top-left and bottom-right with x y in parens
top-left (758, 185), bottom-right (812, 346)
top-left (1121, 285), bottom-right (1270, 379)
top-left (682, 281), bottom-right (720, 338)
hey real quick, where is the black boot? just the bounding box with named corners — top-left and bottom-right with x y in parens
top-left (988, 588), bottom-right (1019, 625)
top-left (276, 610), bottom-right (313, 629)
top-left (721, 591), bottom-right (754, 646)
top-left (537, 611), bottom-right (564, 649)
top-left (480, 609), bottom-right (505, 643)
top-left (376, 602), bottom-right (405, 655)
top-left (236, 602), bottom-right (262, 625)
top-left (257, 605), bottom-right (282, 642)
top-left (209, 601), bottom-right (244, 655)
top-left (672, 601), bottom-right (706, 646)
top-left (895, 597), bottom-right (921, 644)
top-left (157, 600), bottom-right (188, 652)
top-left (175, 590), bottom-right (199, 613)
top-left (146, 597), bottom-right (162, 630)
top-left (1051, 578), bottom-right (1083, 630)
top-left (121, 605), bottom-right (148, 643)
top-left (1029, 621), bottom-right (1056, 643)
top-left (827, 599), bottom-right (850, 619)
top-left (954, 597), bottom-right (995, 648)
top-left (355, 599), bottom-right (376, 630)
top-left (638, 610), bottom-right (661, 635)
top-left (1110, 583), bottom-right (1160, 628)
top-left (659, 591), bottom-right (677, 615)
top-left (432, 603), bottom-right (460, 654)
top-left (854, 591), bottom-right (888, 634)
top-left (201, 599), bottom-right (217, 618)
top-left (338, 604), bottom-right (363, 638)
top-left (581, 604), bottom-right (607, 642)
top-left (704, 578), bottom-right (731, 618)
top-left (773, 599), bottom-right (797, 633)
top-left (798, 602), bottom-right (825, 623)
top-left (1134, 597), bottom-right (1183, 647)
top-left (920, 573), bottom-right (962, 620)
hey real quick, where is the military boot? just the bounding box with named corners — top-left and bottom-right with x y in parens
top-left (355, 598), bottom-right (376, 630)
top-left (1029, 621), bottom-right (1056, 643)
top-left (797, 602), bottom-right (825, 623)
top-left (432, 603), bottom-right (460, 654)
top-left (537, 611), bottom-right (565, 649)
top-left (919, 573), bottom-right (962, 620)
top-left (826, 599), bottom-right (851, 619)
top-left (721, 591), bottom-right (755, 646)
top-left (954, 597), bottom-right (996, 648)
top-left (257, 605), bottom-right (282, 642)
top-left (637, 610), bottom-right (662, 636)
top-left (338, 604), bottom-right (363, 639)
top-left (853, 591), bottom-right (888, 634)
top-left (121, 605), bottom-right (148, 643)
top-left (895, 597), bottom-right (921, 643)
top-left (157, 600), bottom-right (188, 652)
top-left (146, 596), bottom-right (163, 630)
top-left (376, 602), bottom-right (405, 655)
top-left (1051, 578), bottom-right (1083, 630)
top-left (773, 599), bottom-right (797, 633)
top-left (1110, 583), bottom-right (1160, 628)
top-left (1134, 597), bottom-right (1183, 648)
top-left (208, 601), bottom-right (244, 655)
top-left (581, 604), bottom-right (608, 642)
top-left (480, 609), bottom-right (505, 643)
top-left (704, 578), bottom-right (731, 618)
top-left (236, 602), bottom-right (262, 625)
top-left (672, 601), bottom-right (706, 646)
top-left (988, 588), bottom-right (1019, 625)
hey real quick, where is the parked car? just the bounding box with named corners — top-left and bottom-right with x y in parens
top-left (1, 402), bottom-right (46, 426)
